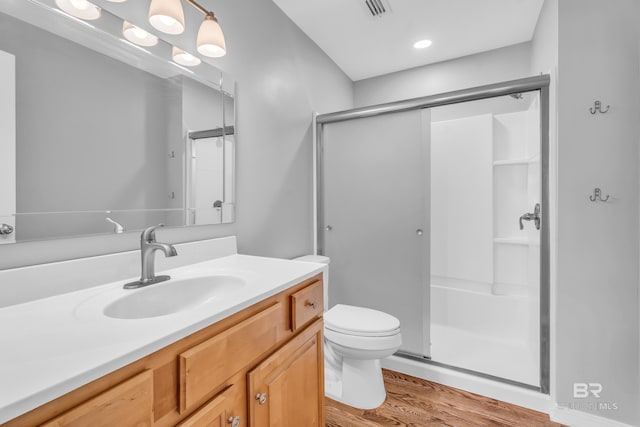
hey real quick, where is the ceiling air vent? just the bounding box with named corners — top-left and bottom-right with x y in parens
top-left (364, 0), bottom-right (391, 18)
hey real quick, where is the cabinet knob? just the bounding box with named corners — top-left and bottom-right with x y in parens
top-left (228, 415), bottom-right (240, 427)
top-left (255, 392), bottom-right (267, 405)
top-left (305, 301), bottom-right (317, 309)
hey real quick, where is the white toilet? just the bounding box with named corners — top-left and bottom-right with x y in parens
top-left (294, 255), bottom-right (402, 409)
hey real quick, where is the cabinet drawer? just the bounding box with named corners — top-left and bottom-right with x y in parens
top-left (177, 384), bottom-right (237, 427)
top-left (42, 370), bottom-right (153, 427)
top-left (179, 303), bottom-right (283, 412)
top-left (291, 280), bottom-right (323, 331)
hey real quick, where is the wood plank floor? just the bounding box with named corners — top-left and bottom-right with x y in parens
top-left (325, 369), bottom-right (565, 427)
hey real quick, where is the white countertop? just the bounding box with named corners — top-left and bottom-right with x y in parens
top-left (0, 253), bottom-right (325, 424)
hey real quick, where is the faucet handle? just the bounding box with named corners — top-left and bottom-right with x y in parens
top-left (141, 224), bottom-right (165, 243)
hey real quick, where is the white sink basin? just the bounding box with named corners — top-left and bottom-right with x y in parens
top-left (103, 275), bottom-right (246, 319)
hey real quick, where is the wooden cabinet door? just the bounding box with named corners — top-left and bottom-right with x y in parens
top-left (247, 320), bottom-right (324, 427)
top-left (177, 384), bottom-right (241, 427)
top-left (179, 302), bottom-right (283, 413)
top-left (41, 370), bottom-right (153, 427)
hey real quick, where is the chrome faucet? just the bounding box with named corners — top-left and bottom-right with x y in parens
top-left (519, 203), bottom-right (541, 230)
top-left (105, 217), bottom-right (125, 234)
top-left (124, 224), bottom-right (178, 289)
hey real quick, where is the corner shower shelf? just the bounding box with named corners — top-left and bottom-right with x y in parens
top-left (493, 237), bottom-right (529, 246)
top-left (493, 158), bottom-right (533, 166)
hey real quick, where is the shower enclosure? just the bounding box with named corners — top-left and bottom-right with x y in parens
top-left (316, 76), bottom-right (549, 392)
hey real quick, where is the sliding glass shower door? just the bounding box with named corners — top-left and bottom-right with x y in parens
top-left (429, 92), bottom-right (542, 387)
top-left (320, 109), bottom-right (430, 357)
top-left (317, 76), bottom-right (549, 392)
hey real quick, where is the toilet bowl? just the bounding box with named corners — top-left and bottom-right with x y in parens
top-left (294, 255), bottom-right (402, 409)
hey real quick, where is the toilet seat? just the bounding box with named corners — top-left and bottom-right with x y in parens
top-left (325, 304), bottom-right (400, 337)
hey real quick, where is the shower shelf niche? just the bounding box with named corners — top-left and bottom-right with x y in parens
top-left (493, 237), bottom-right (530, 246)
top-left (492, 106), bottom-right (540, 296)
top-left (492, 157), bottom-right (539, 166)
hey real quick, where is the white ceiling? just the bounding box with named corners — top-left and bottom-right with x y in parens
top-left (272, 0), bottom-right (544, 81)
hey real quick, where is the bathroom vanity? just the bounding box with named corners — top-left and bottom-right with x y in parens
top-left (0, 238), bottom-right (326, 426)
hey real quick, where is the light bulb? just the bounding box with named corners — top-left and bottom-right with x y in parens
top-left (197, 14), bottom-right (226, 58)
top-left (172, 47), bottom-right (201, 67)
top-left (149, 0), bottom-right (185, 35)
top-left (69, 0), bottom-right (90, 10)
top-left (55, 0), bottom-right (101, 20)
top-left (123, 21), bottom-right (159, 47)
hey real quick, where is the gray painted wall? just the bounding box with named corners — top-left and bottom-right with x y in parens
top-left (354, 42), bottom-right (533, 107)
top-left (0, 0), bottom-right (353, 268)
top-left (556, 0), bottom-right (639, 423)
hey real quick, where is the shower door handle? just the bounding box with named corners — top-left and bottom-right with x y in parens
top-left (519, 203), bottom-right (541, 230)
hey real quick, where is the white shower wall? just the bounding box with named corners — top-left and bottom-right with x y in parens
top-left (430, 97), bottom-right (541, 387)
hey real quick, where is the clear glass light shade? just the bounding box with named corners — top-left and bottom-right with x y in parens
top-left (149, 0), bottom-right (185, 35)
top-left (172, 47), bottom-right (201, 67)
top-left (197, 15), bottom-right (226, 58)
top-left (123, 22), bottom-right (159, 47)
top-left (55, 0), bottom-right (101, 20)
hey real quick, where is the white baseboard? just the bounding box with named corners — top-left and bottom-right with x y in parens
top-left (382, 355), bottom-right (552, 413)
top-left (382, 356), bottom-right (637, 427)
top-left (550, 406), bottom-right (636, 427)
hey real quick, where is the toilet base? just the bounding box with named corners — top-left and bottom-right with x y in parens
top-left (325, 357), bottom-right (386, 410)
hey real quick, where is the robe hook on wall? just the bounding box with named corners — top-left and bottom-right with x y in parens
top-left (589, 187), bottom-right (610, 202)
top-left (589, 100), bottom-right (610, 114)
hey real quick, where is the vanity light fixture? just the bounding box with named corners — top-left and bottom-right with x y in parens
top-left (172, 46), bottom-right (202, 67)
top-left (123, 21), bottom-right (159, 47)
top-left (413, 39), bottom-right (432, 49)
top-left (149, 0), bottom-right (185, 35)
top-left (149, 0), bottom-right (227, 57)
top-left (55, 0), bottom-right (101, 20)
top-left (197, 12), bottom-right (226, 57)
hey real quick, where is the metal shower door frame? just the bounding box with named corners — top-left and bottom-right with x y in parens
top-left (314, 75), bottom-right (551, 394)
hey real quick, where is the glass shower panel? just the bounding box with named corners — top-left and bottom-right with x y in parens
top-left (429, 92), bottom-right (541, 387)
top-left (322, 109), bottom-right (430, 357)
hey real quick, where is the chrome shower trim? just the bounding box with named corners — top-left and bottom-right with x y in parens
top-left (316, 75), bottom-right (550, 125)
top-left (315, 74), bottom-right (551, 394)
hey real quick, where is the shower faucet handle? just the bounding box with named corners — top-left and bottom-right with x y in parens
top-left (519, 203), bottom-right (541, 230)
top-left (0, 223), bottom-right (14, 235)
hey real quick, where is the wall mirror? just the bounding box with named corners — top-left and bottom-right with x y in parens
top-left (0, 0), bottom-right (235, 244)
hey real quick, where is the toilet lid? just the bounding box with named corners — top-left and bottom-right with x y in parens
top-left (324, 304), bottom-right (400, 337)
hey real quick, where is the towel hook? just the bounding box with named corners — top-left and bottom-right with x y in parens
top-left (589, 100), bottom-right (610, 114)
top-left (589, 187), bottom-right (610, 202)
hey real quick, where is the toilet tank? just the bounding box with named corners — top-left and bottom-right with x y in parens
top-left (293, 255), bottom-right (329, 310)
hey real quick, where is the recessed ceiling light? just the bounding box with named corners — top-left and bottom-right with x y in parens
top-left (413, 39), bottom-right (432, 49)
